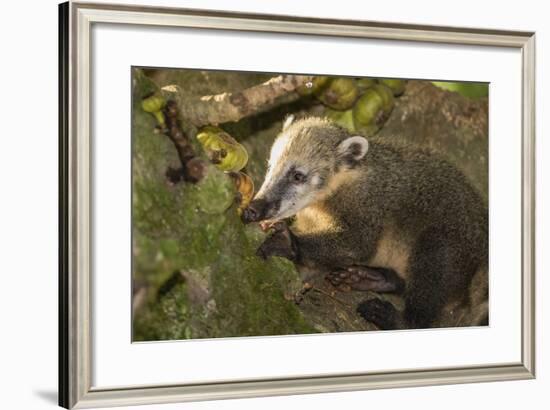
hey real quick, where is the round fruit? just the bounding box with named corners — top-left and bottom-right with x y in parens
top-left (317, 78), bottom-right (359, 110)
top-left (228, 172), bottom-right (255, 214)
top-left (352, 89), bottom-right (386, 135)
top-left (378, 79), bottom-right (406, 96)
top-left (325, 108), bottom-right (355, 132)
top-left (141, 94), bottom-right (167, 126)
top-left (356, 78), bottom-right (376, 92)
top-left (196, 126), bottom-right (248, 173)
top-left (372, 84), bottom-right (395, 116)
top-left (296, 76), bottom-right (329, 96)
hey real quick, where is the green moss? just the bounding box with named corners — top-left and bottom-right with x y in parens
top-left (132, 69), bottom-right (316, 341)
top-left (133, 282), bottom-right (193, 341)
top-left (432, 81), bottom-right (488, 99)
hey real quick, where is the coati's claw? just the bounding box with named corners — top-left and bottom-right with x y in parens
top-left (357, 298), bottom-right (400, 330)
top-left (325, 270), bottom-right (353, 291)
top-left (259, 221), bottom-right (271, 232)
top-left (326, 266), bottom-right (405, 293)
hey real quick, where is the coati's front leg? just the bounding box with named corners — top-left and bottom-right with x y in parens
top-left (255, 221), bottom-right (299, 262)
top-left (256, 227), bottom-right (411, 330)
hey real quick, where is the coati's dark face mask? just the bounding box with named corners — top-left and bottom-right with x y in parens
top-left (242, 162), bottom-right (324, 224)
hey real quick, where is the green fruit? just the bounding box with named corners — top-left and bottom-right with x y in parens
top-left (356, 78), bottom-right (376, 92)
top-left (317, 78), bottom-right (359, 110)
top-left (196, 126), bottom-right (248, 173)
top-left (296, 76), bottom-right (329, 96)
top-left (325, 108), bottom-right (355, 132)
top-left (379, 79), bottom-right (406, 96)
top-left (141, 94), bottom-right (167, 126)
top-left (372, 84), bottom-right (395, 115)
top-left (352, 89), bottom-right (386, 135)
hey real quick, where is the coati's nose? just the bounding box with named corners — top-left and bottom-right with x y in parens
top-left (241, 199), bottom-right (267, 224)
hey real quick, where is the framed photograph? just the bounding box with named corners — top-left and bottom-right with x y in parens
top-left (59, 1), bottom-right (535, 408)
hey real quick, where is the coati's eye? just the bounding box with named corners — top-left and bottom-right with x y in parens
top-left (291, 170), bottom-right (306, 184)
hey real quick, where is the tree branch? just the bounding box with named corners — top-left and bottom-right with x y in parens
top-left (379, 81), bottom-right (488, 201)
top-left (175, 74), bottom-right (314, 126)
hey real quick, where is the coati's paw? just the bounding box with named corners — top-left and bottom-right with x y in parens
top-left (356, 298), bottom-right (400, 330)
top-left (256, 223), bottom-right (299, 262)
top-left (325, 269), bottom-right (358, 292)
top-left (326, 266), bottom-right (405, 293)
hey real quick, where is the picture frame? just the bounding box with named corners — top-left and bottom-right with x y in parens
top-left (59, 1), bottom-right (536, 408)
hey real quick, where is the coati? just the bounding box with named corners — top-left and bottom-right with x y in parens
top-left (241, 116), bottom-right (488, 330)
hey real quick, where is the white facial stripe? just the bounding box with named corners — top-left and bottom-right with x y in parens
top-left (310, 174), bottom-right (321, 187)
top-left (256, 134), bottom-right (291, 199)
top-left (282, 114), bottom-right (295, 131)
top-left (269, 134), bottom-right (290, 167)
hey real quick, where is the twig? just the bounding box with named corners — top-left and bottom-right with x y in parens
top-left (311, 286), bottom-right (353, 310)
top-left (162, 100), bottom-right (207, 184)
top-left (177, 74), bottom-right (314, 126)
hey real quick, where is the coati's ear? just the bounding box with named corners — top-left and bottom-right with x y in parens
top-left (282, 114), bottom-right (295, 131)
top-left (337, 136), bottom-right (369, 165)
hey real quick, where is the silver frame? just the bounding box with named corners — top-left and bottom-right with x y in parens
top-left (59, 2), bottom-right (536, 408)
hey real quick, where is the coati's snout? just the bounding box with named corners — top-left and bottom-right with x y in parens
top-left (241, 200), bottom-right (262, 224)
top-left (241, 198), bottom-right (280, 224)
top-left (241, 198), bottom-right (266, 223)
